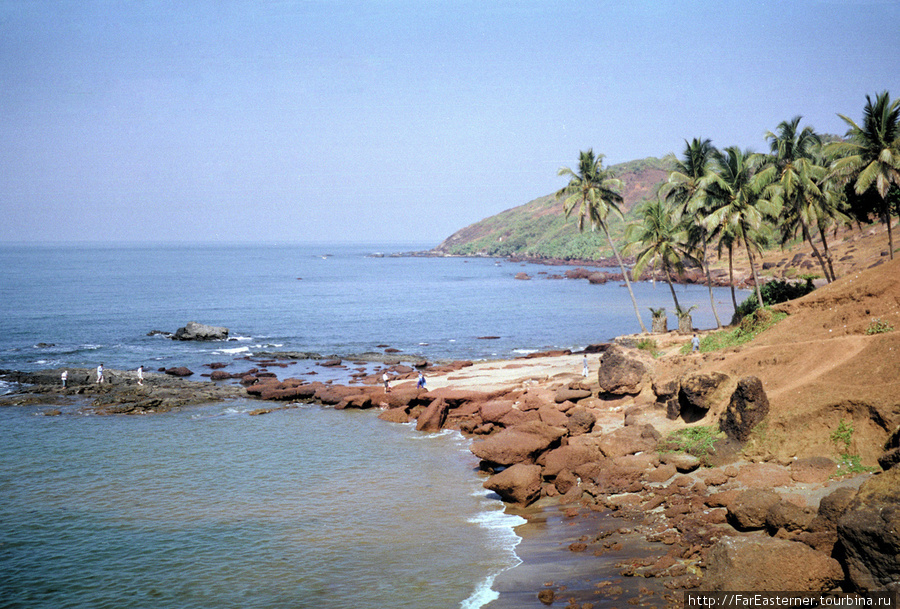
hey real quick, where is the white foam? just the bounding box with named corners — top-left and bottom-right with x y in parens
top-left (230, 335), bottom-right (253, 342)
top-left (461, 503), bottom-right (525, 609)
top-left (460, 574), bottom-right (500, 609)
top-left (216, 346), bottom-right (251, 355)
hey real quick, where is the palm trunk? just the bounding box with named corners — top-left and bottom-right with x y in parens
top-left (883, 200), bottom-right (895, 260)
top-left (746, 242), bottom-right (764, 309)
top-left (802, 223), bottom-right (832, 283)
top-left (601, 221), bottom-right (648, 334)
top-left (728, 244), bottom-right (738, 314)
top-left (703, 239), bottom-right (722, 328)
top-left (664, 266), bottom-right (681, 313)
top-left (818, 225), bottom-right (837, 282)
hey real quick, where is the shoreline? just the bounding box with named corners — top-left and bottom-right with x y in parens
top-left (1, 324), bottom-right (896, 604)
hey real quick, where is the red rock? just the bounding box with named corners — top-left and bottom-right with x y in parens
top-left (598, 424), bottom-right (661, 458)
top-left (483, 463), bottom-right (542, 505)
top-left (702, 537), bottom-right (843, 591)
top-left (470, 421), bottom-right (566, 466)
top-left (790, 456), bottom-right (837, 483)
top-left (416, 398), bottom-right (449, 432)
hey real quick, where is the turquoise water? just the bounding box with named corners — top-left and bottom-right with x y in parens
top-left (0, 400), bottom-right (522, 608)
top-left (0, 243), bottom-right (745, 607)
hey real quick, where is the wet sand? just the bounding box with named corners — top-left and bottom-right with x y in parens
top-left (486, 500), bottom-right (676, 609)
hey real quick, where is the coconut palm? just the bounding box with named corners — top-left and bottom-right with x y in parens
top-left (759, 117), bottom-right (835, 282)
top-left (701, 147), bottom-right (776, 311)
top-left (829, 91), bottom-right (900, 259)
top-left (625, 196), bottom-right (698, 315)
top-left (664, 137), bottom-right (723, 327)
top-left (557, 149), bottom-right (648, 333)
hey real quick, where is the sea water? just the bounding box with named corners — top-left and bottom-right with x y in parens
top-left (0, 243), bottom-right (745, 608)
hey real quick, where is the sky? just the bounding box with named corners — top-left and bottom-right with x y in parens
top-left (1, 1), bottom-right (898, 245)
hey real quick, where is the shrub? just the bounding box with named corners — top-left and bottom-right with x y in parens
top-left (732, 277), bottom-right (816, 324)
top-left (865, 318), bottom-right (894, 335)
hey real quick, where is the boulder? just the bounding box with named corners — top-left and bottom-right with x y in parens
top-left (416, 398), bottom-right (449, 433)
top-left (541, 443), bottom-right (601, 478)
top-left (469, 421), bottom-right (567, 466)
top-left (173, 321), bottom-right (229, 341)
top-left (719, 376), bottom-right (769, 442)
top-left (702, 537), bottom-right (843, 591)
top-left (677, 371), bottom-right (731, 422)
top-left (810, 486), bottom-right (858, 532)
top-left (660, 452), bottom-right (701, 473)
top-left (378, 408), bottom-right (411, 424)
top-left (483, 463), bottom-right (542, 506)
top-left (878, 425), bottom-right (900, 471)
top-left (837, 468), bottom-right (900, 591)
top-left (480, 400), bottom-right (514, 425)
top-left (596, 344), bottom-right (654, 395)
top-left (766, 501), bottom-right (816, 533)
top-left (164, 367), bottom-right (194, 377)
top-left (566, 406), bottom-right (596, 436)
top-left (727, 489), bottom-right (782, 530)
top-left (537, 405), bottom-right (569, 428)
top-left (598, 424), bottom-right (660, 458)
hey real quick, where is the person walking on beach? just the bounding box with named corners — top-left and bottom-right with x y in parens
top-left (61, 370), bottom-right (67, 388)
top-left (382, 371), bottom-right (390, 393)
top-left (96, 363), bottom-right (104, 384)
top-left (691, 333), bottom-right (700, 353)
top-left (416, 371), bottom-right (426, 389)
top-left (582, 355), bottom-right (589, 377)
top-left (137, 365), bottom-right (143, 386)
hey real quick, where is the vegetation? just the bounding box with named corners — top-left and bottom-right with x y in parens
top-left (557, 149), bottom-right (648, 333)
top-left (865, 317), bottom-right (895, 334)
top-left (829, 91), bottom-right (900, 260)
top-left (731, 277), bottom-right (816, 323)
top-left (830, 419), bottom-right (879, 477)
top-left (659, 425), bottom-right (725, 465)
top-left (438, 91), bottom-right (898, 337)
top-left (681, 308), bottom-right (787, 353)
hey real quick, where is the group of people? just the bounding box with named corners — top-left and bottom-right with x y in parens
top-left (60, 364), bottom-right (143, 387)
top-left (382, 370), bottom-right (426, 393)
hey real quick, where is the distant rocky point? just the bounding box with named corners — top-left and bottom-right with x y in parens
top-left (147, 322), bottom-right (230, 341)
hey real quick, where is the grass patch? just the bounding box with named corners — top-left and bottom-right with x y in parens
top-left (659, 425), bottom-right (725, 464)
top-left (635, 337), bottom-right (660, 357)
top-left (681, 308), bottom-right (787, 354)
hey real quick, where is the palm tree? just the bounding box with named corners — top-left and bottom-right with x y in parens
top-left (625, 196), bottom-right (698, 315)
top-left (557, 149), bottom-right (648, 333)
top-left (829, 91), bottom-right (900, 260)
top-left (664, 137), bottom-right (723, 328)
top-left (701, 147), bottom-right (776, 311)
top-left (759, 117), bottom-right (835, 282)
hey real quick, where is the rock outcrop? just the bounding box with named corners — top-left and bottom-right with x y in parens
top-left (837, 468), bottom-right (900, 592)
top-left (173, 321), bottom-right (229, 341)
top-left (719, 376), bottom-right (770, 442)
top-left (702, 537), bottom-right (844, 591)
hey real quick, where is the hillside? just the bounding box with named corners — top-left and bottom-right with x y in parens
top-left (431, 154), bottom-right (898, 284)
top-left (433, 157), bottom-right (673, 260)
top-left (653, 255), bottom-right (900, 465)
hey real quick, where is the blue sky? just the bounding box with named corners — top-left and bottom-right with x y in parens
top-left (1, 1), bottom-right (898, 245)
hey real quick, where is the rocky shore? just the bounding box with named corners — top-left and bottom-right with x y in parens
top-left (2, 257), bottom-right (898, 606)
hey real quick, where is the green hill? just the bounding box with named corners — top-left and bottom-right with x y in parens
top-left (432, 156), bottom-right (675, 261)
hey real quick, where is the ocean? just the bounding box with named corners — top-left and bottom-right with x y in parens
top-left (0, 243), bottom-right (746, 608)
